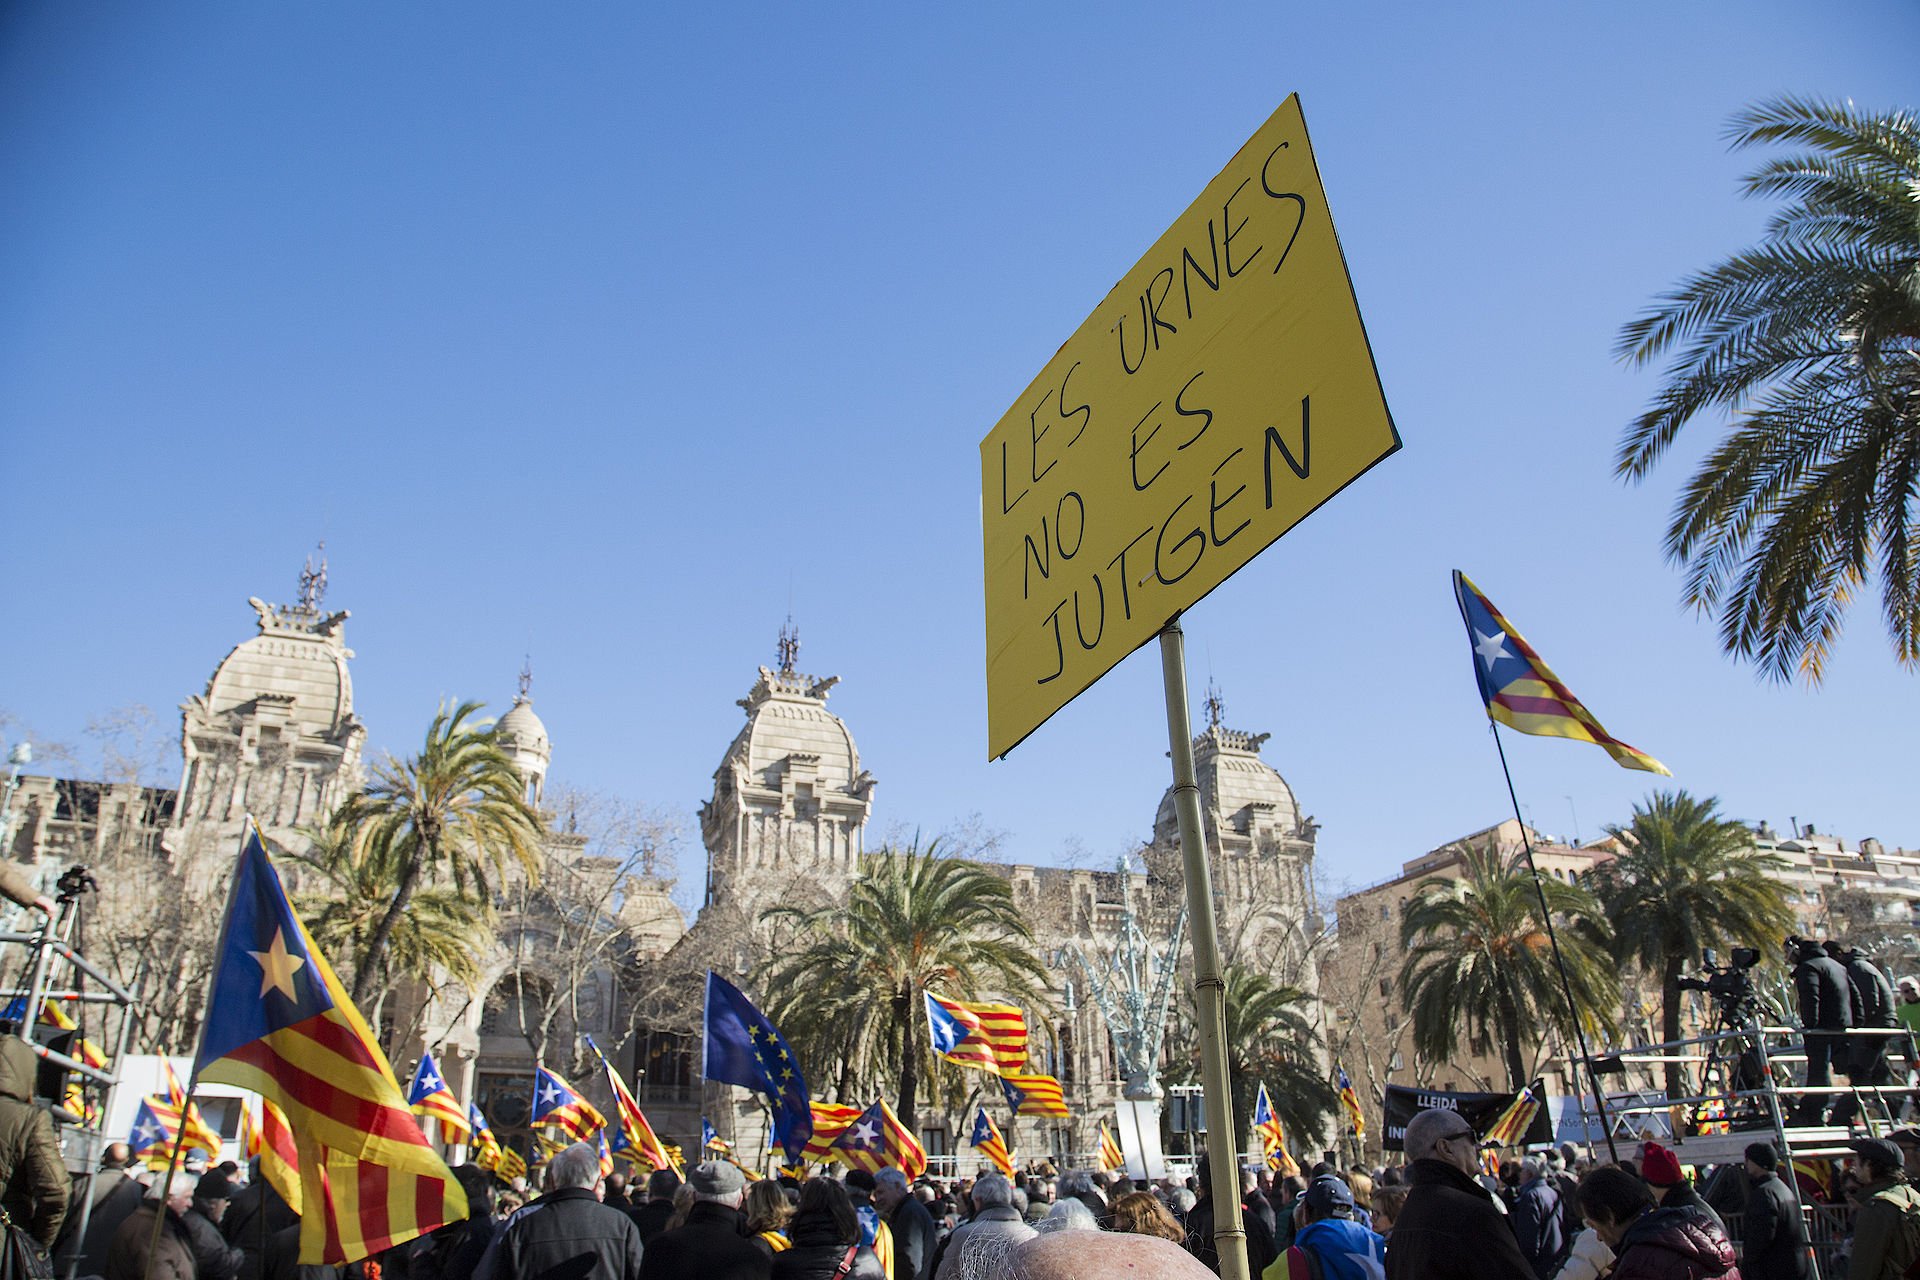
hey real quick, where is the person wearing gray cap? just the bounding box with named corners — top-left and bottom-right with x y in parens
top-left (638, 1161), bottom-right (768, 1280)
top-left (1845, 1137), bottom-right (1920, 1279)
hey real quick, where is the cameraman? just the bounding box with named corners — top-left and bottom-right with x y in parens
top-left (1789, 937), bottom-right (1853, 1125)
top-left (1832, 944), bottom-right (1898, 1126)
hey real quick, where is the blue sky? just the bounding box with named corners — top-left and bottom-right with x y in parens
top-left (3, 2), bottom-right (1914, 899)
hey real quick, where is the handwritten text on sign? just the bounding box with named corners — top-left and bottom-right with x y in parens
top-left (980, 96), bottom-right (1399, 759)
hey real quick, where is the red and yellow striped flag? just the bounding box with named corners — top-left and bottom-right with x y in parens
top-left (191, 826), bottom-right (466, 1265)
top-left (154, 1062), bottom-right (223, 1158)
top-left (925, 993), bottom-right (1029, 1076)
top-left (829, 1100), bottom-right (926, 1179)
top-left (967, 1108), bottom-right (1014, 1178)
top-left (585, 1035), bottom-right (677, 1173)
top-left (1001, 1073), bottom-right (1069, 1118)
top-left (1097, 1122), bottom-right (1124, 1173)
top-left (1481, 1084), bottom-right (1540, 1148)
top-left (801, 1101), bottom-right (865, 1163)
top-left (259, 1099), bottom-right (302, 1213)
top-left (1454, 571), bottom-right (1669, 775)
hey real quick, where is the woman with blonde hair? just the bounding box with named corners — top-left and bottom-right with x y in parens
top-left (745, 1179), bottom-right (795, 1255)
top-left (1108, 1191), bottom-right (1186, 1243)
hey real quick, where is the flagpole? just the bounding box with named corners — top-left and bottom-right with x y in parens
top-left (1157, 618), bottom-right (1248, 1280)
top-left (1488, 722), bottom-right (1621, 1165)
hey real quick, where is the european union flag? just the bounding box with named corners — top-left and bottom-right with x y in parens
top-left (702, 971), bottom-right (811, 1163)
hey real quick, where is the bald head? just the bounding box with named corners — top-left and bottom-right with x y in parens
top-left (1004, 1229), bottom-right (1213, 1280)
top-left (1405, 1108), bottom-right (1471, 1164)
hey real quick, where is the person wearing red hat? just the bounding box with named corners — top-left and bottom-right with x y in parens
top-left (1640, 1143), bottom-right (1727, 1238)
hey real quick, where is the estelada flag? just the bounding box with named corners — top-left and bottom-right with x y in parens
top-left (405, 1049), bottom-right (470, 1142)
top-left (968, 1107), bottom-right (1014, 1178)
top-left (1481, 1084), bottom-right (1540, 1147)
top-left (801, 1101), bottom-right (864, 1163)
top-left (1001, 1073), bottom-right (1069, 1118)
top-left (585, 1035), bottom-right (677, 1174)
top-left (469, 1102), bottom-right (502, 1170)
top-left (154, 1061), bottom-right (223, 1158)
top-left (830, 1100), bottom-right (926, 1179)
top-left (531, 1066), bottom-right (606, 1141)
top-left (191, 824), bottom-right (466, 1265)
top-left (258, 1099), bottom-right (302, 1214)
top-left (925, 993), bottom-right (1028, 1076)
top-left (1453, 571), bottom-right (1669, 775)
top-left (1337, 1067), bottom-right (1366, 1138)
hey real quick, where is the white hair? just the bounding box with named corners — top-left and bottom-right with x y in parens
top-left (972, 1173), bottom-right (1013, 1209)
top-left (1036, 1199), bottom-right (1098, 1232)
top-left (548, 1142), bottom-right (602, 1190)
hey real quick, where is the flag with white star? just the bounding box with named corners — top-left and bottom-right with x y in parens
top-left (530, 1065), bottom-right (606, 1141)
top-left (128, 1097), bottom-right (175, 1164)
top-left (406, 1048), bottom-right (470, 1142)
top-left (192, 824), bottom-right (467, 1266)
top-left (1453, 570), bottom-right (1669, 774)
top-left (967, 1106), bottom-right (1014, 1177)
top-left (924, 992), bottom-right (1028, 1076)
top-left (828, 1099), bottom-right (926, 1178)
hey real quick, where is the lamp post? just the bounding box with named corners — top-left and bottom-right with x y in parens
top-left (1053, 857), bottom-right (1187, 1179)
top-left (0, 741), bottom-right (31, 855)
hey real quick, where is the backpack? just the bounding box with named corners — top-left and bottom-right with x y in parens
top-left (1870, 1183), bottom-right (1920, 1278)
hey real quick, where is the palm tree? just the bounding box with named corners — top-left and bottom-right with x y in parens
top-left (760, 840), bottom-right (1047, 1129)
top-left (1400, 843), bottom-right (1616, 1090)
top-left (345, 700), bottom-right (545, 1003)
top-left (285, 806), bottom-right (496, 1014)
top-left (1616, 97), bottom-right (1920, 682)
top-left (1591, 791), bottom-right (1794, 1098)
top-left (1209, 965), bottom-right (1333, 1154)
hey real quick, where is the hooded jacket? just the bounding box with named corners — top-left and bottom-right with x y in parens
top-left (1608, 1206), bottom-right (1738, 1280)
top-left (0, 1035), bottom-right (67, 1246)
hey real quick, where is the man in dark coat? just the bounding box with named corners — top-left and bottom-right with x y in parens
top-left (223, 1172), bottom-right (299, 1280)
top-left (1509, 1157), bottom-right (1567, 1278)
top-left (0, 1034), bottom-right (67, 1247)
top-left (1742, 1142), bottom-right (1810, 1280)
top-left (108, 1174), bottom-right (199, 1280)
top-left (1790, 937), bottom-right (1854, 1124)
top-left (1384, 1109), bottom-right (1533, 1280)
top-left (181, 1170), bottom-right (245, 1280)
top-left (637, 1160), bottom-right (766, 1280)
top-left (56, 1144), bottom-right (145, 1278)
top-left (1833, 945), bottom-right (1900, 1125)
top-left (1181, 1155), bottom-right (1278, 1277)
top-left (872, 1169), bottom-right (936, 1280)
top-left (481, 1142), bottom-right (644, 1280)
top-left (625, 1169), bottom-right (681, 1246)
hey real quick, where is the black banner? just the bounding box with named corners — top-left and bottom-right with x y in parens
top-left (1381, 1080), bottom-right (1555, 1151)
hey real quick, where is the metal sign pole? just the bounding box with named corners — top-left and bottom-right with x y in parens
top-left (1158, 618), bottom-right (1248, 1280)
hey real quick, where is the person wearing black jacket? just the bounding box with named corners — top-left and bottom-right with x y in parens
top-left (409, 1166), bottom-right (495, 1280)
top-left (1741, 1143), bottom-right (1810, 1280)
top-left (182, 1171), bottom-right (245, 1280)
top-left (483, 1143), bottom-right (644, 1280)
top-left (222, 1170), bottom-right (299, 1280)
top-left (1790, 936), bottom-right (1854, 1125)
top-left (771, 1180), bottom-right (885, 1280)
top-left (1182, 1155), bottom-right (1278, 1278)
top-left (626, 1169), bottom-right (681, 1246)
top-left (1834, 945), bottom-right (1899, 1125)
top-left (637, 1161), bottom-right (766, 1280)
top-left (1383, 1109), bottom-right (1533, 1280)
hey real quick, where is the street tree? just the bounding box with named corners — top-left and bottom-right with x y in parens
top-left (1617, 96), bottom-right (1920, 682)
top-left (1399, 843), bottom-right (1616, 1091)
top-left (1591, 790), bottom-right (1794, 1098)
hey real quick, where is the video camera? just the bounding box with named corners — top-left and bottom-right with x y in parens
top-left (1676, 946), bottom-right (1762, 1021)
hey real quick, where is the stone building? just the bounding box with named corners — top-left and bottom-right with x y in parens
top-left (2, 566), bottom-right (1327, 1172)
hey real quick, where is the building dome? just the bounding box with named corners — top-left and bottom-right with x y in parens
top-left (1152, 723), bottom-right (1306, 852)
top-left (200, 598), bottom-right (356, 743)
top-left (495, 693), bottom-right (551, 806)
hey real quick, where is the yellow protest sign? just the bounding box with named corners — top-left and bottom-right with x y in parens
top-left (981, 95), bottom-right (1399, 759)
